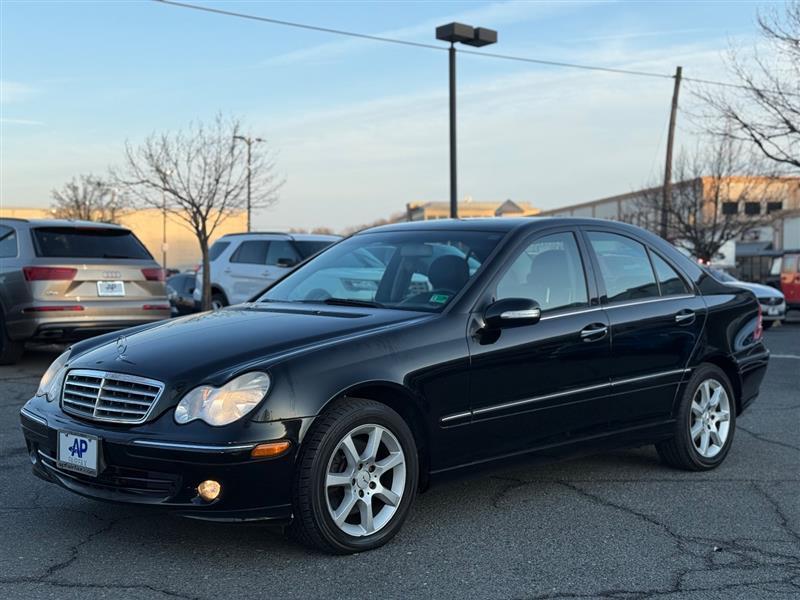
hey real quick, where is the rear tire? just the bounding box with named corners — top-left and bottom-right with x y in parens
top-left (210, 292), bottom-right (227, 310)
top-left (656, 364), bottom-right (736, 471)
top-left (0, 313), bottom-right (24, 365)
top-left (289, 398), bottom-right (418, 554)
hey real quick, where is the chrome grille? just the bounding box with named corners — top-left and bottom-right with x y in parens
top-left (62, 369), bottom-right (164, 424)
top-left (759, 297), bottom-right (782, 306)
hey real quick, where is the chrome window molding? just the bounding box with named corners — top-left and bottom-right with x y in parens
top-left (130, 440), bottom-right (257, 452)
top-left (61, 369), bottom-right (165, 425)
top-left (604, 294), bottom-right (695, 310)
top-left (441, 368), bottom-right (691, 423)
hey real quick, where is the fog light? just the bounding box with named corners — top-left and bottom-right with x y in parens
top-left (197, 480), bottom-right (221, 502)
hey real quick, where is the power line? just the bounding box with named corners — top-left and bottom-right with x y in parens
top-left (154, 0), bottom-right (800, 97)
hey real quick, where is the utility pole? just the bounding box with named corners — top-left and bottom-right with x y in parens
top-left (660, 65), bottom-right (683, 240)
top-left (233, 135), bottom-right (264, 232)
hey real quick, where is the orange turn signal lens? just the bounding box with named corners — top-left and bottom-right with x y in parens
top-left (250, 440), bottom-right (291, 458)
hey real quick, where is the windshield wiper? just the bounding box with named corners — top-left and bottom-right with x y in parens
top-left (318, 298), bottom-right (384, 309)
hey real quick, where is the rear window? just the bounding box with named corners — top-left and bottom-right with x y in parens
top-left (208, 240), bottom-right (230, 261)
top-left (294, 240), bottom-right (335, 259)
top-left (0, 225), bottom-right (17, 258)
top-left (33, 227), bottom-right (151, 259)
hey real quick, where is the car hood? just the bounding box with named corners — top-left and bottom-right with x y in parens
top-left (67, 303), bottom-right (431, 384)
top-left (726, 281), bottom-right (784, 298)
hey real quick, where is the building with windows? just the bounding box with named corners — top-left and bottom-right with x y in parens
top-left (538, 176), bottom-right (800, 277)
top-left (406, 199), bottom-right (539, 221)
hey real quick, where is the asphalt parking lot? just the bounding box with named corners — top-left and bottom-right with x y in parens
top-left (0, 327), bottom-right (798, 600)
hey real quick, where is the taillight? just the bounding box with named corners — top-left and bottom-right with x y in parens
top-left (23, 267), bottom-right (77, 281)
top-left (754, 305), bottom-right (763, 341)
top-left (142, 268), bottom-right (165, 282)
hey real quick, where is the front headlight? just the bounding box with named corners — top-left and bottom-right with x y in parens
top-left (36, 350), bottom-right (70, 402)
top-left (174, 372), bottom-right (270, 426)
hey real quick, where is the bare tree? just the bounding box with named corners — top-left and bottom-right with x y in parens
top-left (114, 115), bottom-right (283, 309)
top-left (637, 136), bottom-right (786, 262)
top-left (697, 1), bottom-right (799, 171)
top-left (51, 175), bottom-right (127, 223)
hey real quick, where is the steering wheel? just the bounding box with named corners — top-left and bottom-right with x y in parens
top-left (399, 288), bottom-right (457, 306)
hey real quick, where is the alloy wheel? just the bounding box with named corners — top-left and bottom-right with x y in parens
top-left (325, 423), bottom-right (406, 537)
top-left (689, 378), bottom-right (731, 459)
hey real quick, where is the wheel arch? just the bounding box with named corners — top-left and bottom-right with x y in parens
top-left (210, 286), bottom-right (229, 303)
top-left (318, 381), bottom-right (431, 491)
top-left (700, 355), bottom-right (743, 414)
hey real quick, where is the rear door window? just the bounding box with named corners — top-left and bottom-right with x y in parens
top-left (32, 227), bottom-right (151, 259)
top-left (651, 253), bottom-right (691, 296)
top-left (587, 231), bottom-right (659, 302)
top-left (0, 225), bottom-right (17, 258)
top-left (229, 241), bottom-right (269, 264)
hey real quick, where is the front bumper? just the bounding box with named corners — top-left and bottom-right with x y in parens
top-left (759, 300), bottom-right (786, 322)
top-left (19, 398), bottom-right (311, 522)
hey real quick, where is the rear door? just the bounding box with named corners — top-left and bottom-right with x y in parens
top-left (224, 240), bottom-right (271, 304)
top-left (582, 228), bottom-right (706, 425)
top-left (28, 226), bottom-right (165, 304)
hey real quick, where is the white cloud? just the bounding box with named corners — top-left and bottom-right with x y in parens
top-left (0, 81), bottom-right (36, 104)
top-left (0, 117), bottom-right (44, 126)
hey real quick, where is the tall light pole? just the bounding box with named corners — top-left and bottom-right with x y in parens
top-left (161, 170), bottom-right (172, 272)
top-left (435, 23), bottom-right (497, 219)
top-left (233, 135), bottom-right (265, 232)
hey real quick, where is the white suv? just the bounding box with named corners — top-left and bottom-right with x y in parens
top-left (193, 232), bottom-right (340, 309)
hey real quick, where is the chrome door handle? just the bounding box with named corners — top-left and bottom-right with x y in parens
top-left (580, 324), bottom-right (608, 341)
top-left (675, 311), bottom-right (695, 324)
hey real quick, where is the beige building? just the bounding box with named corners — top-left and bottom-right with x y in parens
top-left (538, 176), bottom-right (800, 252)
top-left (406, 199), bottom-right (539, 221)
top-left (0, 206), bottom-right (247, 270)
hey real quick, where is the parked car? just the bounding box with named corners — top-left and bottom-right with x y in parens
top-left (21, 218), bottom-right (769, 554)
top-left (0, 218), bottom-right (169, 364)
top-left (777, 251), bottom-right (800, 310)
top-left (193, 232), bottom-right (340, 309)
top-left (708, 267), bottom-right (786, 328)
top-left (166, 272), bottom-right (197, 316)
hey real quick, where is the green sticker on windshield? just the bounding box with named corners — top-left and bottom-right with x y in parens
top-left (430, 294), bottom-right (449, 304)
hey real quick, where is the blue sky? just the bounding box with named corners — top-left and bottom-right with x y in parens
top-left (1, 0), bottom-right (767, 231)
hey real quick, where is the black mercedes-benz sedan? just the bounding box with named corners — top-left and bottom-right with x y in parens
top-left (20, 218), bottom-right (769, 553)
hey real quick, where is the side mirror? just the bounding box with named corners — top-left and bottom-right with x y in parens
top-left (276, 257), bottom-right (298, 268)
top-left (484, 298), bottom-right (541, 329)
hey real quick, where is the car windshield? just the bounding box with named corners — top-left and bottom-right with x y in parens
top-left (259, 230), bottom-right (505, 312)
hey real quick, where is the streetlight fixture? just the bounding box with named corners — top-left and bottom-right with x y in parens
top-left (435, 22), bottom-right (497, 219)
top-left (233, 135), bottom-right (265, 232)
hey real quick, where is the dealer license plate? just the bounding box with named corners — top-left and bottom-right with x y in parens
top-left (97, 281), bottom-right (125, 296)
top-left (57, 431), bottom-right (100, 477)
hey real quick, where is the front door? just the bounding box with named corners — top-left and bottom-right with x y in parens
top-left (583, 229), bottom-right (706, 425)
top-left (465, 230), bottom-right (613, 462)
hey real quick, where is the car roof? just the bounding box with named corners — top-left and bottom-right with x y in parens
top-left (220, 231), bottom-right (340, 241)
top-left (0, 217), bottom-right (128, 230)
top-left (358, 217), bottom-right (642, 235)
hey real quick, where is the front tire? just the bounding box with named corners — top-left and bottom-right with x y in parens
top-left (210, 292), bottom-right (227, 311)
top-left (289, 398), bottom-right (418, 554)
top-left (656, 364), bottom-right (736, 471)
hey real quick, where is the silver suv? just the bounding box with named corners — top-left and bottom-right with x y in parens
top-left (193, 232), bottom-right (340, 309)
top-left (0, 218), bottom-right (169, 364)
